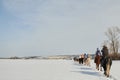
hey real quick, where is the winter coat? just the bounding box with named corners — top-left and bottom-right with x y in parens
top-left (101, 46), bottom-right (108, 57)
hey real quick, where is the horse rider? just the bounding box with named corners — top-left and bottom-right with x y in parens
top-left (101, 45), bottom-right (108, 58)
top-left (101, 45), bottom-right (109, 74)
top-left (94, 48), bottom-right (101, 70)
top-left (96, 48), bottom-right (101, 56)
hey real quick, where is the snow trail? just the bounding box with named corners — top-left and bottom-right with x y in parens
top-left (0, 59), bottom-right (118, 80)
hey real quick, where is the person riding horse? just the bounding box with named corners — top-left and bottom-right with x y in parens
top-left (94, 48), bottom-right (101, 70)
top-left (101, 45), bottom-right (112, 77)
top-left (101, 45), bottom-right (109, 70)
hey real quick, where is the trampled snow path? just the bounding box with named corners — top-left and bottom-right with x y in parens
top-left (0, 59), bottom-right (119, 80)
top-left (72, 61), bottom-right (113, 80)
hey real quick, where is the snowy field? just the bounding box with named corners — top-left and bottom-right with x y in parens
top-left (0, 59), bottom-right (119, 80)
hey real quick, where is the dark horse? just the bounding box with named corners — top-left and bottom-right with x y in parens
top-left (73, 57), bottom-right (79, 62)
top-left (73, 56), bottom-right (84, 64)
top-left (101, 56), bottom-right (112, 77)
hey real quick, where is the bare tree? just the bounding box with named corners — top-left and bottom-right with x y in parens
top-left (105, 26), bottom-right (120, 55)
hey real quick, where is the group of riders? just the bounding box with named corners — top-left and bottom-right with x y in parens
top-left (73, 53), bottom-right (91, 66)
top-left (94, 45), bottom-right (112, 77)
top-left (73, 45), bottom-right (112, 77)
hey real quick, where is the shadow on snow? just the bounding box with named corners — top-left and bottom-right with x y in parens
top-left (71, 70), bottom-right (100, 77)
top-left (71, 63), bottom-right (101, 77)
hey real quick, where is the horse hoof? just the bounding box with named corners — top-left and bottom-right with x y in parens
top-left (104, 72), bottom-right (106, 75)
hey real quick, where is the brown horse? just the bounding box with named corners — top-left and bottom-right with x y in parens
top-left (94, 55), bottom-right (101, 70)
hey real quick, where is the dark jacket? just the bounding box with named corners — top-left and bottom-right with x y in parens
top-left (101, 46), bottom-right (108, 57)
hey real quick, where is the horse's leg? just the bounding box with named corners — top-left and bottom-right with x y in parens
top-left (96, 63), bottom-right (99, 70)
top-left (98, 64), bottom-right (100, 70)
top-left (80, 58), bottom-right (82, 64)
top-left (81, 58), bottom-right (83, 64)
top-left (87, 58), bottom-right (91, 66)
top-left (103, 65), bottom-right (106, 75)
top-left (78, 58), bottom-right (80, 64)
top-left (86, 58), bottom-right (89, 66)
top-left (100, 63), bottom-right (102, 71)
top-left (96, 63), bottom-right (97, 69)
top-left (106, 64), bottom-right (110, 77)
top-left (84, 58), bottom-right (86, 65)
top-left (106, 58), bottom-right (112, 77)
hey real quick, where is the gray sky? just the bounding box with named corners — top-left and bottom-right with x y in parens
top-left (0, 0), bottom-right (120, 57)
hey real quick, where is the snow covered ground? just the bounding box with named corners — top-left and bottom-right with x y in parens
top-left (0, 59), bottom-right (119, 80)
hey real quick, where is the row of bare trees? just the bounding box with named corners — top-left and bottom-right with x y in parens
top-left (104, 26), bottom-right (120, 55)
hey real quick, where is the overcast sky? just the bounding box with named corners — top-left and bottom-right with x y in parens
top-left (0, 0), bottom-right (120, 57)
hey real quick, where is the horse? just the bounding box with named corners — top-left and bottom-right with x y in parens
top-left (83, 54), bottom-right (91, 66)
top-left (85, 56), bottom-right (91, 66)
top-left (102, 56), bottom-right (112, 77)
top-left (73, 57), bottom-right (79, 62)
top-left (94, 55), bottom-right (101, 70)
